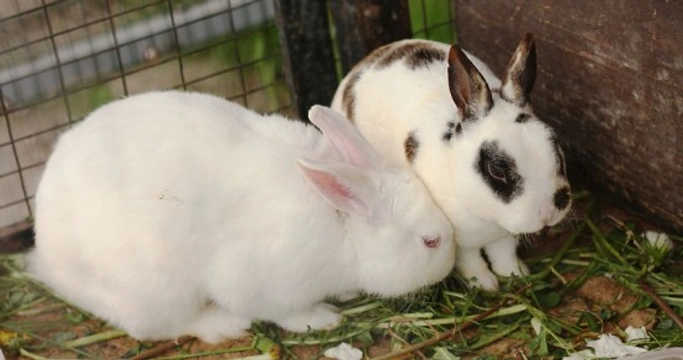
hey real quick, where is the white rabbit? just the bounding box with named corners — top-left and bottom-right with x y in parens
top-left (331, 33), bottom-right (571, 290)
top-left (28, 91), bottom-right (455, 343)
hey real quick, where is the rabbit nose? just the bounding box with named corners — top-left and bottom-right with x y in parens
top-left (539, 205), bottom-right (560, 226)
top-left (422, 235), bottom-right (441, 249)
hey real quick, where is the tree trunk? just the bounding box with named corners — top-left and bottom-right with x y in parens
top-left (330, 0), bottom-right (412, 73)
top-left (274, 0), bottom-right (339, 118)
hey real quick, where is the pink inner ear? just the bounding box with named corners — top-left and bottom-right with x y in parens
top-left (307, 167), bottom-right (353, 200)
top-left (299, 164), bottom-right (361, 214)
top-left (308, 106), bottom-right (375, 170)
top-left (335, 137), bottom-right (371, 169)
top-left (319, 126), bottom-right (371, 169)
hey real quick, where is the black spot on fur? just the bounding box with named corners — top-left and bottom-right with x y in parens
top-left (442, 122), bottom-right (455, 141)
top-left (342, 71), bottom-right (363, 122)
top-left (407, 47), bottom-right (446, 69)
top-left (443, 122), bottom-right (463, 142)
top-left (404, 132), bottom-right (419, 163)
top-left (515, 113), bottom-right (532, 123)
top-left (476, 141), bottom-right (523, 203)
top-left (378, 43), bottom-right (445, 70)
top-left (554, 186), bottom-right (571, 210)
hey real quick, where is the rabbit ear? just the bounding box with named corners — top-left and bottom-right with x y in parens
top-left (500, 33), bottom-right (536, 106)
top-left (448, 44), bottom-right (493, 123)
top-left (308, 105), bottom-right (380, 170)
top-left (297, 158), bottom-right (374, 217)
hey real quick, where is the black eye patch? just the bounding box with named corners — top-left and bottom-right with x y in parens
top-left (476, 141), bottom-right (524, 203)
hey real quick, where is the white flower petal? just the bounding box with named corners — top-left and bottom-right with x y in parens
top-left (531, 317), bottom-right (542, 336)
top-left (323, 342), bottom-right (363, 360)
top-left (563, 349), bottom-right (596, 360)
top-left (625, 326), bottom-right (649, 343)
top-left (587, 334), bottom-right (647, 358)
top-left (644, 231), bottom-right (673, 252)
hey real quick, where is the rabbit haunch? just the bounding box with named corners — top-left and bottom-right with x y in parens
top-left (331, 34), bottom-right (572, 290)
top-left (28, 91), bottom-right (455, 343)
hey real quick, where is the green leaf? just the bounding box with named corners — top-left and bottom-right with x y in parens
top-left (51, 331), bottom-right (76, 343)
top-left (536, 291), bottom-right (562, 309)
top-left (432, 347), bottom-right (461, 360)
top-left (529, 327), bottom-right (549, 356)
top-left (582, 312), bottom-right (601, 332)
top-left (254, 336), bottom-right (274, 353)
top-left (657, 318), bottom-right (674, 330)
top-left (355, 330), bottom-right (374, 345)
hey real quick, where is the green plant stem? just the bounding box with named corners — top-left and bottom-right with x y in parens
top-left (531, 219), bottom-right (588, 281)
top-left (532, 197), bottom-right (595, 282)
top-left (19, 348), bottom-right (50, 360)
top-left (639, 279), bottom-right (683, 331)
top-left (370, 285), bottom-right (531, 360)
top-left (281, 327), bottom-right (370, 346)
top-left (2, 323), bottom-right (100, 359)
top-left (60, 330), bottom-right (127, 348)
top-left (470, 321), bottom-right (523, 350)
top-left (340, 301), bottom-right (382, 315)
top-left (586, 217), bottom-right (629, 265)
top-left (362, 304), bottom-right (527, 330)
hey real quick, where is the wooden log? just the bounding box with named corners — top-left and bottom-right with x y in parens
top-left (453, 0), bottom-right (683, 233)
top-left (330, 0), bottom-right (412, 73)
top-left (273, 0), bottom-right (339, 118)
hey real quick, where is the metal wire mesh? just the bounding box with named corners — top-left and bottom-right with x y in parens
top-left (0, 0), bottom-right (291, 229)
top-left (409, 0), bottom-right (455, 43)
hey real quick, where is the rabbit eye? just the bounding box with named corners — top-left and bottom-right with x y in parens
top-left (487, 161), bottom-right (507, 183)
top-left (422, 235), bottom-right (441, 249)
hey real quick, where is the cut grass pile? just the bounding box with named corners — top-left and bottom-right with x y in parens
top-left (1, 193), bottom-right (682, 359)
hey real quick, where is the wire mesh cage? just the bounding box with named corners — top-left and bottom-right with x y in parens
top-left (0, 0), bottom-right (294, 230)
top-left (0, 0), bottom-right (454, 233)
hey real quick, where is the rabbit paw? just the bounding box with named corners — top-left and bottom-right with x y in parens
top-left (492, 259), bottom-right (530, 277)
top-left (277, 303), bottom-right (342, 332)
top-left (457, 248), bottom-right (500, 291)
top-left (466, 269), bottom-right (500, 291)
top-left (188, 308), bottom-right (250, 344)
top-left (485, 237), bottom-right (529, 277)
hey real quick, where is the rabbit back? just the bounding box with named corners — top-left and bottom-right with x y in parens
top-left (29, 91), bottom-right (343, 340)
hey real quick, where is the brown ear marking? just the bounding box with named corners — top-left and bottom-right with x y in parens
top-left (377, 42), bottom-right (445, 70)
top-left (404, 131), bottom-right (419, 163)
top-left (342, 71), bottom-right (363, 122)
top-left (501, 33), bottom-right (537, 106)
top-left (362, 44), bottom-right (393, 67)
top-left (447, 45), bottom-right (493, 123)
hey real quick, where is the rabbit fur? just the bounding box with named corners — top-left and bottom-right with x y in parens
top-left (331, 33), bottom-right (572, 290)
top-left (28, 91), bottom-right (455, 343)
